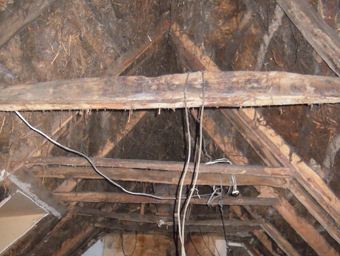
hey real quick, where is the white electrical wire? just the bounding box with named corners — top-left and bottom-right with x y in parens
top-left (179, 71), bottom-right (205, 256)
top-left (177, 73), bottom-right (191, 255)
top-left (15, 111), bottom-right (176, 201)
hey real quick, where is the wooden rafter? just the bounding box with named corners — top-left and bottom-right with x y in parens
top-left (0, 0), bottom-right (55, 49)
top-left (52, 226), bottom-right (98, 256)
top-left (275, 0), bottom-right (340, 76)
top-left (258, 186), bottom-right (339, 256)
top-left (243, 205), bottom-right (301, 256)
top-left (169, 22), bottom-right (339, 255)
top-left (2, 70), bottom-right (340, 111)
top-left (231, 206), bottom-right (282, 256)
top-left (288, 179), bottom-right (340, 244)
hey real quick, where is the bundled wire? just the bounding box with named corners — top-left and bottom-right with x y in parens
top-left (177, 73), bottom-right (192, 255)
top-left (121, 231), bottom-right (137, 256)
top-left (177, 72), bottom-right (205, 256)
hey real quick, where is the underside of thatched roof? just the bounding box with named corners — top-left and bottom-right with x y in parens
top-left (1, 0), bottom-right (340, 255)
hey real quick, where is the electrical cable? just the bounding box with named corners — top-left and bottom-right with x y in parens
top-left (209, 235), bottom-right (221, 256)
top-left (218, 175), bottom-right (232, 255)
top-left (121, 231), bottom-right (137, 256)
top-left (199, 227), bottom-right (216, 256)
top-left (180, 71), bottom-right (205, 256)
top-left (188, 227), bottom-right (203, 256)
top-left (177, 72), bottom-right (192, 256)
top-left (15, 111), bottom-right (177, 201)
top-left (15, 111), bottom-right (219, 203)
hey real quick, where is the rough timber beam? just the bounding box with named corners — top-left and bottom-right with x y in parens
top-left (169, 23), bottom-right (339, 255)
top-left (275, 0), bottom-right (340, 76)
top-left (0, 0), bottom-right (55, 49)
top-left (28, 157), bottom-right (290, 187)
top-left (72, 207), bottom-right (264, 227)
top-left (28, 156), bottom-right (291, 177)
top-left (54, 192), bottom-right (280, 206)
top-left (2, 70), bottom-right (340, 111)
top-left (261, 223), bottom-right (300, 256)
top-left (94, 221), bottom-right (258, 235)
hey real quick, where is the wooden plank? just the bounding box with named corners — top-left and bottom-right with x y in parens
top-left (0, 0), bottom-right (55, 49)
top-left (54, 192), bottom-right (280, 206)
top-left (258, 186), bottom-right (339, 256)
top-left (72, 207), bottom-right (264, 227)
top-left (28, 156), bottom-right (291, 177)
top-left (261, 223), bottom-right (301, 256)
top-left (2, 71), bottom-right (340, 111)
top-left (275, 0), bottom-right (340, 76)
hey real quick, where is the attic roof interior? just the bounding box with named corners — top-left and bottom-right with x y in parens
top-left (1, 0), bottom-right (340, 255)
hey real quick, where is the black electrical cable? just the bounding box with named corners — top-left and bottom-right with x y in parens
top-left (121, 231), bottom-right (137, 256)
top-left (15, 111), bottom-right (176, 200)
top-left (199, 227), bottom-right (216, 256)
top-left (209, 235), bottom-right (221, 256)
top-left (188, 227), bottom-right (203, 256)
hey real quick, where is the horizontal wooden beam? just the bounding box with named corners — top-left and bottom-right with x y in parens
top-left (94, 221), bottom-right (259, 234)
top-left (275, 0), bottom-right (340, 76)
top-left (28, 156), bottom-right (291, 177)
top-left (55, 192), bottom-right (280, 206)
top-left (72, 207), bottom-right (264, 227)
top-left (31, 165), bottom-right (286, 187)
top-left (2, 71), bottom-right (340, 111)
top-left (29, 157), bottom-right (289, 187)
